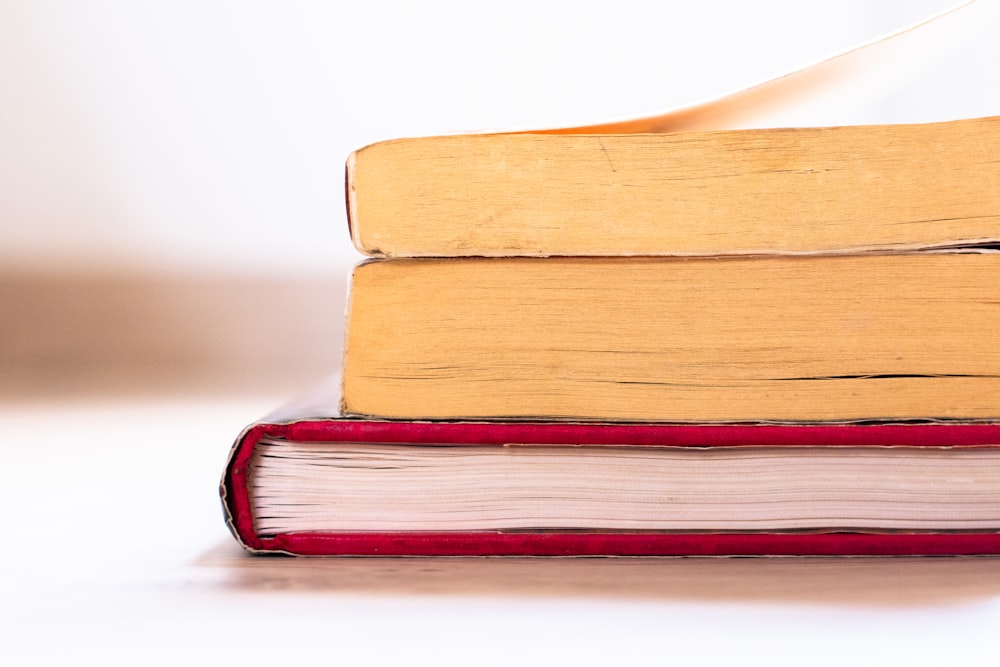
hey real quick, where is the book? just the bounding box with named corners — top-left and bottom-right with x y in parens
top-left (341, 252), bottom-right (1000, 423)
top-left (222, 413), bottom-right (1000, 556)
top-left (224, 7), bottom-right (1000, 558)
top-left (346, 115), bottom-right (1000, 258)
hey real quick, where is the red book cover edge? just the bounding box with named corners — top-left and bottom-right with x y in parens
top-left (221, 419), bottom-right (1000, 556)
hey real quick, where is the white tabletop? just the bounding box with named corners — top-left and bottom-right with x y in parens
top-left (4, 395), bottom-right (1000, 666)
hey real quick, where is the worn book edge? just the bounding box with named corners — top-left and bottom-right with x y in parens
top-left (346, 2), bottom-right (975, 255)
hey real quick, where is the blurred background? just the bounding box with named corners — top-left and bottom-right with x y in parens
top-left (2, 0), bottom-right (999, 402)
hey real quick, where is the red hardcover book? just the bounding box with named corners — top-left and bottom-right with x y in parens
top-left (222, 397), bottom-right (1000, 556)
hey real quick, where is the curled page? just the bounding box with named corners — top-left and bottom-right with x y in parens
top-left (534, 1), bottom-right (976, 134)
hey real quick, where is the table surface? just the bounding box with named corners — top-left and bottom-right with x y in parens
top-left (6, 394), bottom-right (1000, 666)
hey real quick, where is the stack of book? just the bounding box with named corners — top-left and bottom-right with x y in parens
top-left (222, 114), bottom-right (1000, 557)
